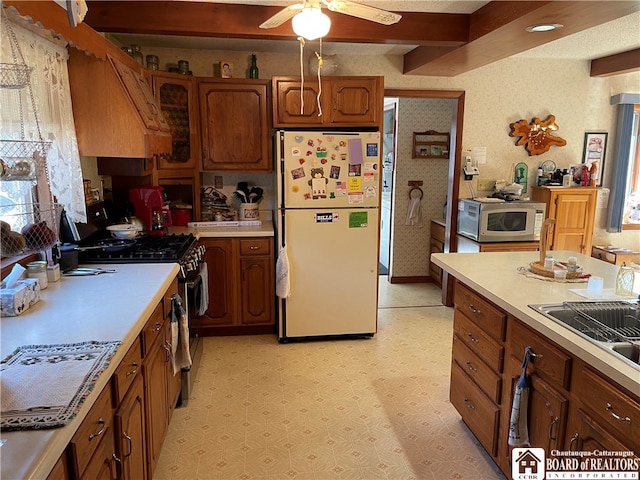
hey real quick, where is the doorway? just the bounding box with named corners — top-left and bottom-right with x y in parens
top-left (379, 89), bottom-right (464, 307)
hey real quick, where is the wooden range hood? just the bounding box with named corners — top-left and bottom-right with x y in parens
top-left (3, 0), bottom-right (172, 161)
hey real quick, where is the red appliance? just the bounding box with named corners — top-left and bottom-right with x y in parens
top-left (129, 186), bottom-right (172, 235)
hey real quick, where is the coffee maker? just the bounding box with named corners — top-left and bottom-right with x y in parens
top-left (129, 186), bottom-right (172, 235)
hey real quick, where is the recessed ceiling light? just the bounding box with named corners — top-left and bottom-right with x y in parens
top-left (526, 23), bottom-right (564, 32)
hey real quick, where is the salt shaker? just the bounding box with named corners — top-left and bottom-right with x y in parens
top-left (615, 262), bottom-right (634, 297)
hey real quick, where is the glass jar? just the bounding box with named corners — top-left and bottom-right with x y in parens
top-left (544, 254), bottom-right (554, 271)
top-left (27, 261), bottom-right (48, 290)
top-left (178, 60), bottom-right (190, 75)
top-left (131, 44), bottom-right (144, 65)
top-left (615, 263), bottom-right (634, 297)
top-left (146, 54), bottom-right (159, 70)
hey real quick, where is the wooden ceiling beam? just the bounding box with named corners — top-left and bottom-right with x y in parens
top-left (590, 48), bottom-right (640, 77)
top-left (404, 1), bottom-right (640, 76)
top-left (83, 1), bottom-right (469, 46)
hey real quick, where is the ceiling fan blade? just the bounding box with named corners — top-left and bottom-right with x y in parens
top-left (259, 4), bottom-right (305, 29)
top-left (323, 0), bottom-right (401, 25)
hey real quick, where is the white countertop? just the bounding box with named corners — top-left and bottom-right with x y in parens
top-left (0, 263), bottom-right (179, 480)
top-left (170, 221), bottom-right (274, 238)
top-left (431, 251), bottom-right (640, 394)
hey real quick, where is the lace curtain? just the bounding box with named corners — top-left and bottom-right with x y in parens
top-left (0, 15), bottom-right (86, 223)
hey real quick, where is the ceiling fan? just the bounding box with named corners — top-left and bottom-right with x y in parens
top-left (259, 0), bottom-right (402, 40)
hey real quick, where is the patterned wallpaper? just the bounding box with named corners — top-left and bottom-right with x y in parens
top-left (103, 38), bottom-right (640, 254)
top-left (389, 98), bottom-right (452, 278)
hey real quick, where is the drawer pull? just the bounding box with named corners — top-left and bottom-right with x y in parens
top-left (529, 351), bottom-right (544, 361)
top-left (125, 362), bottom-right (139, 377)
top-left (606, 403), bottom-right (631, 423)
top-left (123, 431), bottom-right (133, 458)
top-left (249, 246), bottom-right (260, 250)
top-left (463, 398), bottom-right (476, 410)
top-left (548, 416), bottom-right (559, 441)
top-left (465, 361), bottom-right (477, 373)
top-left (467, 333), bottom-right (479, 344)
top-left (110, 453), bottom-right (121, 480)
top-left (88, 418), bottom-right (106, 440)
top-left (569, 433), bottom-right (579, 451)
top-left (152, 322), bottom-right (162, 332)
top-left (468, 304), bottom-right (481, 315)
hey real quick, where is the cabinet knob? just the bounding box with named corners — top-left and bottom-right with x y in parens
top-left (465, 361), bottom-right (477, 373)
top-left (467, 332), bottom-right (479, 344)
top-left (468, 304), bottom-right (481, 315)
top-left (463, 398), bottom-right (476, 410)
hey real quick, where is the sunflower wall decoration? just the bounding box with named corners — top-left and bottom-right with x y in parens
top-left (509, 114), bottom-right (567, 156)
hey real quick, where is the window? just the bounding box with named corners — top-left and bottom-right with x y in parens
top-left (1, 10), bottom-right (85, 259)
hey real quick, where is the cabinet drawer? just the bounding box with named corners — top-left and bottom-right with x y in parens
top-left (450, 361), bottom-right (500, 456)
top-left (239, 238), bottom-right (271, 256)
top-left (574, 367), bottom-right (640, 451)
top-left (453, 334), bottom-right (502, 404)
top-left (431, 221), bottom-right (445, 243)
top-left (454, 283), bottom-right (506, 342)
top-left (68, 383), bottom-right (114, 478)
top-left (509, 319), bottom-right (572, 390)
top-left (454, 311), bottom-right (504, 373)
top-left (141, 302), bottom-right (164, 357)
top-left (111, 337), bottom-right (142, 405)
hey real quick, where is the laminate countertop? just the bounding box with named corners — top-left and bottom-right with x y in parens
top-left (0, 263), bottom-right (179, 480)
top-left (431, 250), bottom-right (640, 394)
top-left (169, 221), bottom-right (274, 238)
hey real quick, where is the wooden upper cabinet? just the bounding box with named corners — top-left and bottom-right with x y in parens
top-left (198, 79), bottom-right (271, 172)
top-left (272, 76), bottom-right (383, 128)
top-left (152, 72), bottom-right (199, 170)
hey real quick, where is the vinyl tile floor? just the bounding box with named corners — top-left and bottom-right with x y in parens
top-left (154, 278), bottom-right (505, 480)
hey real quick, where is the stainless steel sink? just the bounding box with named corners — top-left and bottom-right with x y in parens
top-left (529, 301), bottom-right (640, 368)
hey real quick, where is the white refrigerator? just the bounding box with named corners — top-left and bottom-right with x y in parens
top-left (276, 130), bottom-right (381, 341)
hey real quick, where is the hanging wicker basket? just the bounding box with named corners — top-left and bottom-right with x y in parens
top-left (0, 62), bottom-right (33, 89)
top-left (0, 203), bottom-right (62, 256)
top-left (0, 140), bottom-right (50, 181)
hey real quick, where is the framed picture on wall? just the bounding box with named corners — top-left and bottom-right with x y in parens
top-left (581, 132), bottom-right (607, 187)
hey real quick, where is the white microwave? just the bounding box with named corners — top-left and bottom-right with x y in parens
top-left (457, 199), bottom-right (546, 242)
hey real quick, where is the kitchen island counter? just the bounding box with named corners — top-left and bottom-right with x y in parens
top-left (0, 263), bottom-right (179, 480)
top-left (431, 250), bottom-right (639, 393)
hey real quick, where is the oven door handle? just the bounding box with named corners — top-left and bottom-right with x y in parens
top-left (183, 274), bottom-right (202, 318)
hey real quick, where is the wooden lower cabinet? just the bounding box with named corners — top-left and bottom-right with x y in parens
top-left (60, 278), bottom-right (180, 480)
top-left (68, 384), bottom-right (116, 479)
top-left (449, 280), bottom-right (640, 478)
top-left (195, 237), bottom-right (274, 334)
top-left (46, 454), bottom-right (69, 480)
top-left (143, 318), bottom-right (170, 478)
top-left (531, 186), bottom-right (598, 255)
top-left (115, 374), bottom-right (147, 480)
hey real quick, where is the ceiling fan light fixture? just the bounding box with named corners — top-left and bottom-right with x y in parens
top-left (292, 7), bottom-right (331, 40)
top-left (526, 23), bottom-right (563, 32)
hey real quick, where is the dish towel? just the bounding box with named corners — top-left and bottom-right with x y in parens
top-left (1, 340), bottom-right (121, 431)
top-left (196, 261), bottom-right (209, 316)
top-left (508, 346), bottom-right (532, 446)
top-left (276, 244), bottom-right (291, 298)
top-left (405, 197), bottom-right (423, 226)
top-left (170, 294), bottom-right (192, 375)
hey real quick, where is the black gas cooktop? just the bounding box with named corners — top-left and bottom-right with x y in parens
top-left (79, 233), bottom-right (197, 264)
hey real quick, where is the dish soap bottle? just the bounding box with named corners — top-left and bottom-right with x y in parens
top-left (249, 54), bottom-right (259, 79)
top-left (615, 262), bottom-right (634, 297)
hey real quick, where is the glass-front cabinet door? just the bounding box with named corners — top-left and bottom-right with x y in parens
top-left (152, 72), bottom-right (198, 170)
